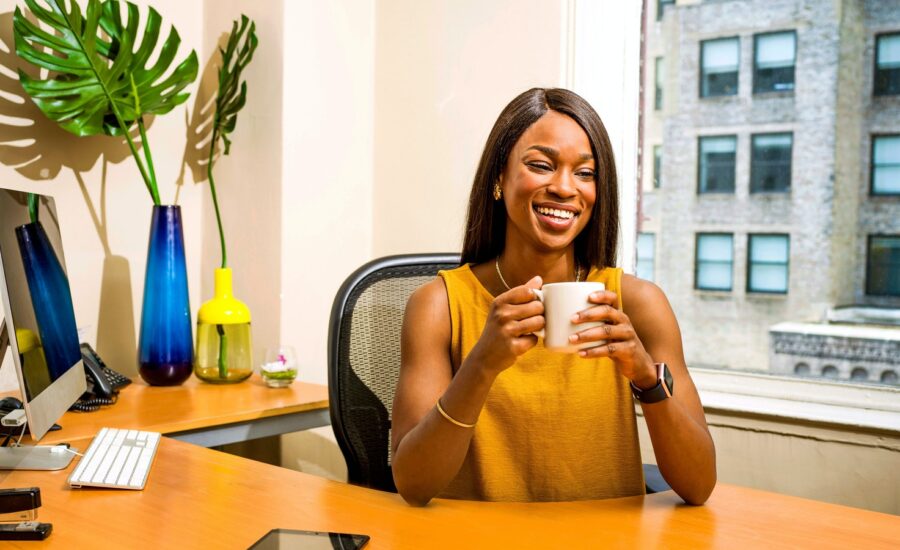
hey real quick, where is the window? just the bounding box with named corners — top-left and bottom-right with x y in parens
top-left (794, 363), bottom-right (810, 376)
top-left (747, 235), bottom-right (790, 294)
top-left (655, 57), bottom-right (664, 110)
top-left (882, 370), bottom-right (899, 384)
top-left (866, 236), bottom-right (900, 297)
top-left (653, 145), bottom-right (662, 188)
top-left (874, 33), bottom-right (900, 96)
top-left (850, 368), bottom-right (869, 381)
top-left (871, 135), bottom-right (900, 195)
top-left (700, 37), bottom-right (739, 97)
top-left (657, 0), bottom-right (674, 22)
top-left (822, 365), bottom-right (839, 379)
top-left (695, 233), bottom-right (733, 291)
top-left (751, 133), bottom-right (792, 193)
top-left (637, 233), bottom-right (655, 282)
top-left (754, 31), bottom-right (796, 93)
top-left (698, 136), bottom-right (736, 193)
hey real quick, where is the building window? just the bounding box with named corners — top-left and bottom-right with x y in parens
top-left (695, 233), bottom-right (733, 291)
top-left (637, 233), bottom-right (655, 282)
top-left (653, 145), bottom-right (662, 188)
top-left (747, 234), bottom-right (789, 294)
top-left (874, 33), bottom-right (900, 96)
top-left (794, 363), bottom-right (810, 376)
top-left (822, 365), bottom-right (839, 379)
top-left (871, 135), bottom-right (900, 195)
top-left (753, 31), bottom-right (796, 93)
top-left (700, 37), bottom-right (739, 97)
top-left (866, 235), bottom-right (900, 297)
top-left (882, 370), bottom-right (899, 384)
top-left (850, 367), bottom-right (869, 381)
top-left (657, 0), bottom-right (674, 22)
top-left (655, 57), bottom-right (664, 110)
top-left (698, 136), bottom-right (736, 193)
top-left (751, 133), bottom-right (792, 193)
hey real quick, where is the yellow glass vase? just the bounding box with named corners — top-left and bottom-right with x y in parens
top-left (194, 268), bottom-right (253, 384)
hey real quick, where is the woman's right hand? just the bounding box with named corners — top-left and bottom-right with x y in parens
top-left (468, 275), bottom-right (544, 375)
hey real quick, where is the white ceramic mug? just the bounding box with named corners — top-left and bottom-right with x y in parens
top-left (533, 282), bottom-right (606, 353)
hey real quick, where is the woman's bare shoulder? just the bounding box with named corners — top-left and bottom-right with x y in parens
top-left (621, 273), bottom-right (673, 316)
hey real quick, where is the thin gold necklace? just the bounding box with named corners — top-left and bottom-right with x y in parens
top-left (495, 256), bottom-right (582, 291)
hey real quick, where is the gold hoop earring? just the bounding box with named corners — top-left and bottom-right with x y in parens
top-left (493, 183), bottom-right (502, 201)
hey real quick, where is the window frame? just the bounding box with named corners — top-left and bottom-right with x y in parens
top-left (695, 232), bottom-right (734, 292)
top-left (874, 32), bottom-right (900, 97)
top-left (697, 135), bottom-right (737, 194)
top-left (653, 145), bottom-right (662, 189)
top-left (654, 56), bottom-right (664, 110)
top-left (752, 30), bottom-right (797, 94)
top-left (637, 232), bottom-right (656, 282)
top-left (746, 233), bottom-right (790, 295)
top-left (865, 234), bottom-right (900, 297)
top-left (870, 134), bottom-right (900, 197)
top-left (750, 132), bottom-right (793, 194)
top-left (656, 0), bottom-right (674, 22)
top-left (699, 36), bottom-right (740, 98)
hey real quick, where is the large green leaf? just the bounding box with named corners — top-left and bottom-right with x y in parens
top-left (13, 0), bottom-right (198, 138)
top-left (213, 14), bottom-right (257, 155)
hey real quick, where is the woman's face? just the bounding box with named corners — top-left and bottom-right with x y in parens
top-left (499, 110), bottom-right (597, 254)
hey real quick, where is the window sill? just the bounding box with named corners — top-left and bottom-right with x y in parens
top-left (688, 367), bottom-right (900, 435)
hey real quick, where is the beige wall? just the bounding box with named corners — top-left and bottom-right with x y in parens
top-left (372, 0), bottom-right (565, 257)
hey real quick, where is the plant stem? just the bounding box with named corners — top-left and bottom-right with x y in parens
top-left (216, 323), bottom-right (227, 378)
top-left (116, 118), bottom-right (158, 205)
top-left (27, 193), bottom-right (39, 223)
top-left (207, 128), bottom-right (227, 269)
top-left (137, 118), bottom-right (161, 205)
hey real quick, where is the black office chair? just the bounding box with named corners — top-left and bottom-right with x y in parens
top-left (328, 253), bottom-right (670, 495)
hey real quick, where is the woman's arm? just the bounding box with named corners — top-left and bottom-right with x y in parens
top-left (391, 276), bottom-right (544, 506)
top-left (569, 275), bottom-right (716, 505)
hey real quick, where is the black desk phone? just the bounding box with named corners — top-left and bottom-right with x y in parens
top-left (74, 343), bottom-right (131, 411)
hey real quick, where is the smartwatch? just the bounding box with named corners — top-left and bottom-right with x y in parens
top-left (630, 363), bottom-right (674, 404)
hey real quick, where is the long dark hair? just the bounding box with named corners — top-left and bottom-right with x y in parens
top-left (460, 88), bottom-right (618, 270)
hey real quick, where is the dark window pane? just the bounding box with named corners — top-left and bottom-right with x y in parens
top-left (699, 136), bottom-right (736, 193)
top-left (653, 145), bottom-right (662, 188)
top-left (655, 57), bottom-right (664, 110)
top-left (701, 38), bottom-right (739, 97)
top-left (866, 236), bottom-right (900, 296)
top-left (657, 0), bottom-right (674, 21)
top-left (751, 133), bottom-right (792, 192)
top-left (754, 32), bottom-right (796, 93)
top-left (875, 34), bottom-right (900, 96)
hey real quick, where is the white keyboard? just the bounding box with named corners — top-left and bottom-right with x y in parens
top-left (67, 427), bottom-right (160, 490)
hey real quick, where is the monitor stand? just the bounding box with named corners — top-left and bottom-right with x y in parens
top-left (0, 318), bottom-right (76, 470)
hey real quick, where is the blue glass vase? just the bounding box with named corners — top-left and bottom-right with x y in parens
top-left (15, 221), bottom-right (81, 383)
top-left (138, 205), bottom-right (193, 385)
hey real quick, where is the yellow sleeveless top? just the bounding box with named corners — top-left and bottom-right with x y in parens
top-left (437, 264), bottom-right (644, 502)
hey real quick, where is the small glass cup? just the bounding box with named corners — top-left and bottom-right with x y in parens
top-left (260, 346), bottom-right (298, 388)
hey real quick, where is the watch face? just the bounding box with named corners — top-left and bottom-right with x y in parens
top-left (661, 364), bottom-right (674, 396)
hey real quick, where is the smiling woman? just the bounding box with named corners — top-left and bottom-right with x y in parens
top-left (390, 88), bottom-right (717, 506)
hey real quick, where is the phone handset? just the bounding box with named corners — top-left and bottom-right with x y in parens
top-left (80, 344), bottom-right (116, 399)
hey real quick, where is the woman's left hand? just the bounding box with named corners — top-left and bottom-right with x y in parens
top-left (569, 290), bottom-right (658, 389)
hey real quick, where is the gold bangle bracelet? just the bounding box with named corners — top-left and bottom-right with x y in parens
top-left (435, 398), bottom-right (477, 429)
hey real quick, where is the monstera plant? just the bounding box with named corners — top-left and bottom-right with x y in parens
top-left (194, 15), bottom-right (258, 384)
top-left (14, 0), bottom-right (199, 385)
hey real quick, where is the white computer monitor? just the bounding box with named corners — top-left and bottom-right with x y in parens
top-left (0, 188), bottom-right (86, 469)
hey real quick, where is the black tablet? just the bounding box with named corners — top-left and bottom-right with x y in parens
top-left (248, 529), bottom-right (370, 550)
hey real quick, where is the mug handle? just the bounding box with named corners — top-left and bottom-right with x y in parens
top-left (532, 288), bottom-right (545, 339)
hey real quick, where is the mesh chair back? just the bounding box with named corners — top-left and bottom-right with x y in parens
top-left (328, 254), bottom-right (460, 492)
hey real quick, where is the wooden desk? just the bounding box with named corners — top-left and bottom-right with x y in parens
top-left (1, 437), bottom-right (897, 549)
top-left (26, 376), bottom-right (330, 448)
